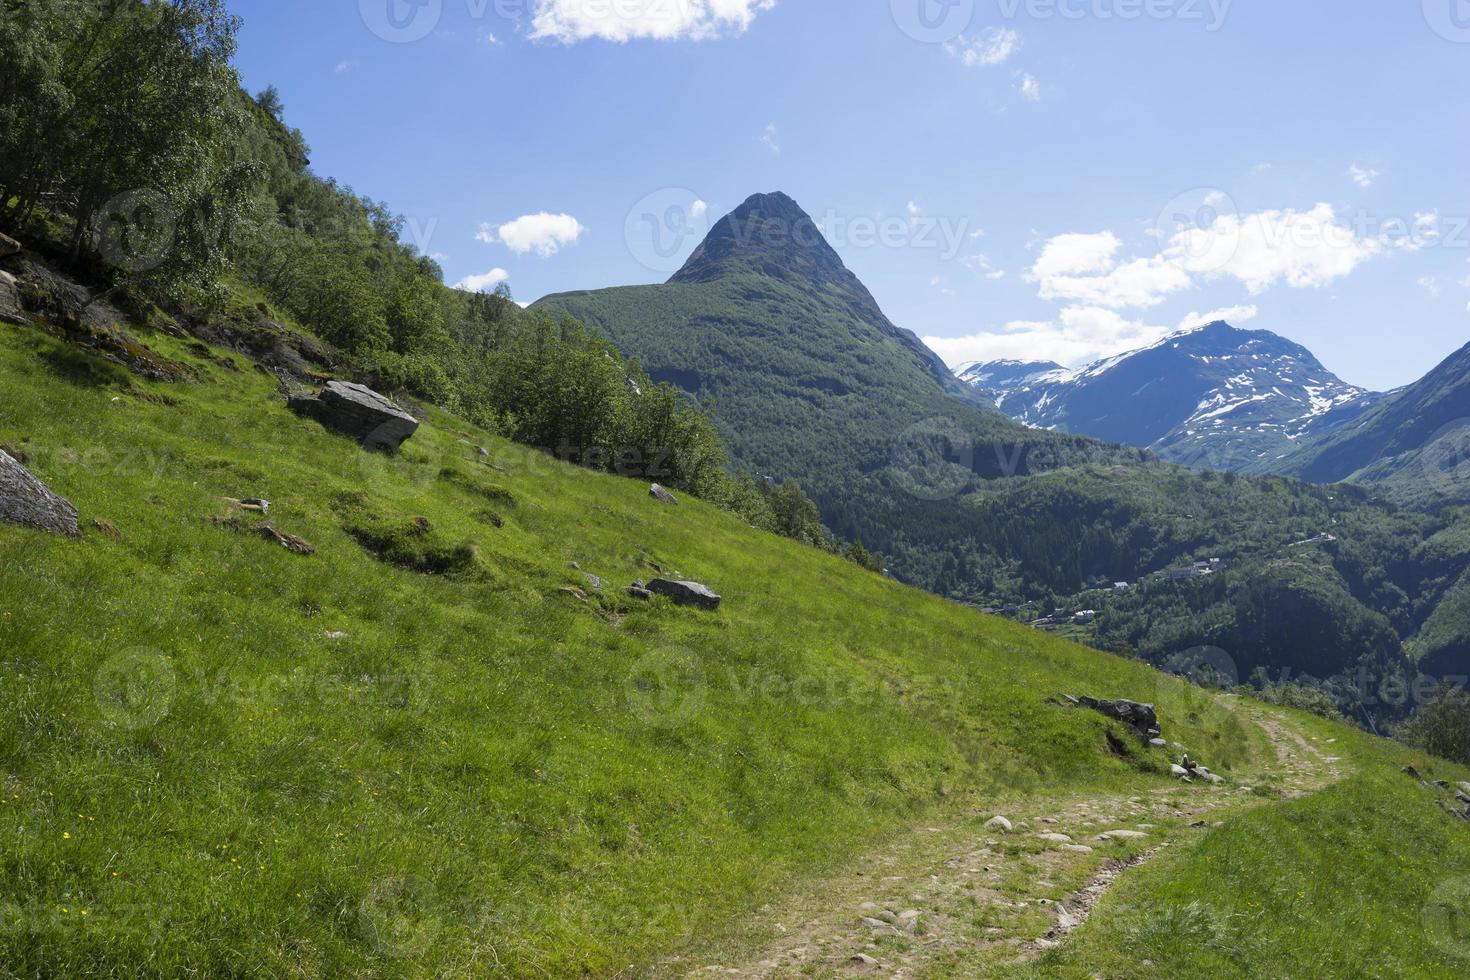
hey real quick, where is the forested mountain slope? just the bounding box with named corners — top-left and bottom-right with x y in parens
top-left (536, 196), bottom-right (1470, 703)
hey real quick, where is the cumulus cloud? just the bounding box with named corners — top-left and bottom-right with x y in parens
top-left (691, 199), bottom-right (709, 217)
top-left (530, 0), bottom-right (775, 43)
top-left (925, 306), bottom-right (1174, 369)
top-left (455, 268), bottom-right (509, 293)
top-left (478, 213), bottom-right (586, 257)
top-left (944, 28), bottom-right (1021, 67)
top-left (1029, 203), bottom-right (1384, 311)
top-left (1016, 72), bottom-right (1041, 101)
top-left (1169, 203), bottom-right (1383, 293)
top-left (1029, 232), bottom-right (1192, 309)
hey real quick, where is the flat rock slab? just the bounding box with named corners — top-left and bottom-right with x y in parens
top-left (648, 578), bottom-right (722, 610)
top-left (0, 450), bottom-right (79, 535)
top-left (649, 483), bottom-right (679, 504)
top-left (289, 381), bottom-right (419, 451)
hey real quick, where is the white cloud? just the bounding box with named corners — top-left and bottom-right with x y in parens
top-left (907, 200), bottom-right (922, 217)
top-left (1347, 165), bottom-right (1381, 188)
top-left (478, 212), bottom-right (586, 257)
top-left (1030, 232), bottom-right (1192, 309)
top-left (1016, 72), bottom-right (1041, 102)
top-left (335, 61), bottom-right (355, 73)
top-left (944, 28), bottom-right (1022, 68)
top-left (530, 0), bottom-right (775, 43)
top-left (691, 199), bottom-right (709, 217)
top-left (924, 306), bottom-right (1172, 369)
top-left (760, 123), bottom-right (781, 154)
top-left (1169, 203), bottom-right (1383, 293)
top-left (1032, 232), bottom-right (1121, 279)
top-left (1419, 275), bottom-right (1442, 297)
top-left (1178, 305), bottom-right (1259, 330)
top-left (1029, 203), bottom-right (1385, 311)
top-left (483, 31), bottom-right (501, 46)
top-left (455, 268), bottom-right (509, 293)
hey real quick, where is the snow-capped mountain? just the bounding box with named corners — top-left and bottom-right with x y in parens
top-left (958, 321), bottom-right (1383, 471)
top-left (956, 359), bottom-right (1063, 404)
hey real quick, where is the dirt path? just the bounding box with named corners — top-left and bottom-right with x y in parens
top-left (658, 703), bottom-right (1344, 979)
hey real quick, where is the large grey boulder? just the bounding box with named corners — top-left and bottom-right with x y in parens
top-left (0, 271), bottom-right (24, 325)
top-left (1077, 696), bottom-right (1161, 738)
top-left (288, 381), bottom-right (419, 451)
top-left (648, 579), bottom-right (722, 610)
top-left (0, 232), bottom-right (19, 259)
top-left (0, 450), bottom-right (79, 535)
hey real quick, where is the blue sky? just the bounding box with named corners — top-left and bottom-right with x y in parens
top-left (228, 0), bottom-right (1470, 391)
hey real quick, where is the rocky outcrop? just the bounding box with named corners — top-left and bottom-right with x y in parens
top-left (650, 484), bottom-right (679, 505)
top-left (0, 232), bottom-right (19, 259)
top-left (288, 381), bottom-right (419, 451)
top-left (1074, 696), bottom-right (1161, 738)
top-left (0, 271), bottom-right (24, 325)
top-left (0, 450), bottom-right (80, 535)
top-left (648, 578), bottom-right (722, 610)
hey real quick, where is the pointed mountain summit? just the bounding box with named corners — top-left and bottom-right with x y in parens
top-left (533, 192), bottom-right (1014, 482)
top-left (963, 320), bottom-right (1380, 470)
top-left (670, 191), bottom-right (849, 288)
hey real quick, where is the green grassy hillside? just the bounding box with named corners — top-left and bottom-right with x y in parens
top-left (5, 306), bottom-right (1466, 977)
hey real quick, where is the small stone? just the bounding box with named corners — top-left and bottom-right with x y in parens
top-left (1149, 738), bottom-right (1167, 748)
top-left (325, 631), bottom-right (349, 640)
top-left (1036, 833), bottom-right (1073, 844)
top-left (1061, 844), bottom-right (1094, 853)
top-left (1171, 764), bottom-right (1190, 777)
top-left (257, 523), bottom-right (314, 555)
top-left (1101, 829), bottom-right (1147, 839)
top-left (0, 232), bottom-right (19, 259)
top-left (649, 483), bottom-right (679, 505)
top-left (984, 816), bottom-right (1013, 833)
top-left (585, 573), bottom-right (603, 592)
top-left (625, 586), bottom-right (654, 601)
top-left (850, 954), bottom-right (879, 967)
top-left (240, 498), bottom-right (270, 515)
